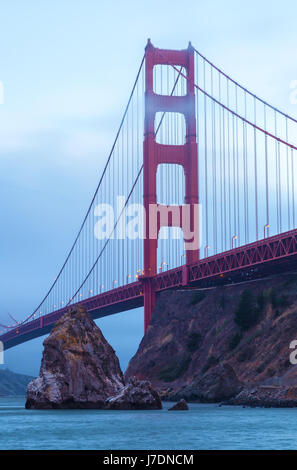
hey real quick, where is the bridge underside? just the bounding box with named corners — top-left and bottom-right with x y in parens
top-left (2, 287), bottom-right (144, 350)
top-left (2, 228), bottom-right (297, 350)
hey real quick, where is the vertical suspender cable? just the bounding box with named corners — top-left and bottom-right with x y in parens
top-left (264, 104), bottom-right (269, 233)
top-left (286, 118), bottom-right (290, 229)
top-left (253, 97), bottom-right (259, 240)
top-left (204, 60), bottom-right (209, 254)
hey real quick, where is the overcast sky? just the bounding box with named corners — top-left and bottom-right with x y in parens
top-left (1, 0), bottom-right (297, 376)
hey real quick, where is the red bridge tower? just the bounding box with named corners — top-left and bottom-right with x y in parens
top-left (142, 40), bottom-right (199, 331)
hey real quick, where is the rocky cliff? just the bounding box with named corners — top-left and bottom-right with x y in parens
top-left (26, 306), bottom-right (161, 409)
top-left (125, 272), bottom-right (297, 405)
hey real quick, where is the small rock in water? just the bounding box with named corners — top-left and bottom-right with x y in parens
top-left (168, 398), bottom-right (189, 411)
top-left (106, 377), bottom-right (162, 410)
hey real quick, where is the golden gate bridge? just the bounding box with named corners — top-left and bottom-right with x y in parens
top-left (1, 40), bottom-right (297, 349)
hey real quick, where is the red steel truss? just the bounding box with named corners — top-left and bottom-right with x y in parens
top-left (2, 228), bottom-right (297, 350)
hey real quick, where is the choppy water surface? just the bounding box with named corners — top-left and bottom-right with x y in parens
top-left (0, 397), bottom-right (297, 450)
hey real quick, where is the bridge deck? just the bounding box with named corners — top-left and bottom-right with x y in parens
top-left (2, 228), bottom-right (297, 350)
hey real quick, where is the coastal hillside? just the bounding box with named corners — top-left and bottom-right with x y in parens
top-left (125, 272), bottom-right (297, 402)
top-left (0, 369), bottom-right (34, 396)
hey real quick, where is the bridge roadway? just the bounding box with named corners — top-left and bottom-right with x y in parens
top-left (2, 228), bottom-right (297, 350)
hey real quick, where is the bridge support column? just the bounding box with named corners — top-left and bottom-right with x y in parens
top-left (182, 265), bottom-right (189, 286)
top-left (142, 277), bottom-right (156, 332)
top-left (143, 39), bottom-right (199, 332)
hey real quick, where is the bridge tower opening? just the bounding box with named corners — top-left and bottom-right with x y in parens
top-left (142, 39), bottom-right (199, 331)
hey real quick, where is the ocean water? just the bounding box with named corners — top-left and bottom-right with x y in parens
top-left (1, 397), bottom-right (297, 450)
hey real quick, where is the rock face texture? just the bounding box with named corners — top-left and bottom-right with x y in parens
top-left (125, 272), bottom-right (297, 405)
top-left (227, 386), bottom-right (297, 408)
top-left (26, 306), bottom-right (124, 409)
top-left (169, 363), bottom-right (242, 403)
top-left (168, 399), bottom-right (189, 411)
top-left (106, 377), bottom-right (162, 410)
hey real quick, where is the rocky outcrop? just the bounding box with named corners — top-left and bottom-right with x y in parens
top-left (168, 399), bottom-right (188, 411)
top-left (26, 306), bottom-right (162, 410)
top-left (125, 272), bottom-right (297, 404)
top-left (167, 363), bottom-right (242, 403)
top-left (196, 363), bottom-right (242, 402)
top-left (227, 385), bottom-right (297, 407)
top-left (105, 377), bottom-right (162, 410)
top-left (26, 306), bottom-right (124, 409)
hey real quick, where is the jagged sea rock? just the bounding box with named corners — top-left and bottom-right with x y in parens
top-left (25, 306), bottom-right (124, 409)
top-left (105, 377), bottom-right (162, 410)
top-left (168, 398), bottom-right (189, 411)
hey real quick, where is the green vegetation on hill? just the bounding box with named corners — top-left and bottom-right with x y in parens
top-left (157, 356), bottom-right (191, 382)
top-left (189, 292), bottom-right (205, 306)
top-left (187, 332), bottom-right (202, 352)
top-left (234, 290), bottom-right (260, 330)
top-left (229, 332), bottom-right (243, 350)
top-left (0, 369), bottom-right (33, 396)
top-left (257, 287), bottom-right (289, 310)
top-left (234, 287), bottom-right (291, 332)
